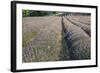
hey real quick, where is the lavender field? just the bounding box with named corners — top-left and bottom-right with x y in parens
top-left (22, 11), bottom-right (91, 63)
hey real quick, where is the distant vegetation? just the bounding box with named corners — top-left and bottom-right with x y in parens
top-left (22, 10), bottom-right (58, 17)
top-left (22, 10), bottom-right (91, 17)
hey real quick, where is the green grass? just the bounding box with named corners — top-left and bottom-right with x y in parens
top-left (23, 31), bottom-right (37, 47)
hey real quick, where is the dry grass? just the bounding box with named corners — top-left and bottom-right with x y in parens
top-left (23, 32), bottom-right (37, 47)
top-left (22, 16), bottom-right (63, 62)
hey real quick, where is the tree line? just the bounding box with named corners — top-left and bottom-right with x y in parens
top-left (22, 10), bottom-right (58, 17)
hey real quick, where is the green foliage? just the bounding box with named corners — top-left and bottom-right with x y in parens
top-left (22, 10), bottom-right (30, 17)
top-left (22, 10), bottom-right (59, 17)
